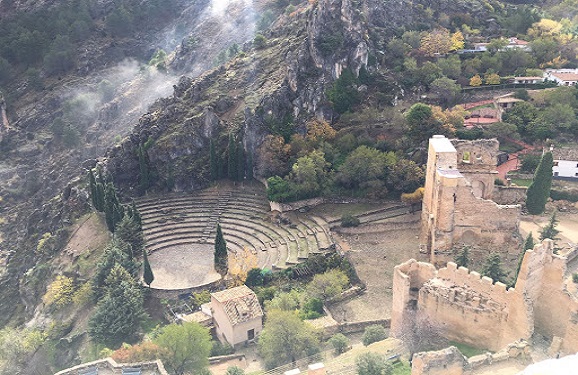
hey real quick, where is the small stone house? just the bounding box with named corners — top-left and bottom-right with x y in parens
top-left (545, 69), bottom-right (578, 86)
top-left (211, 285), bottom-right (263, 346)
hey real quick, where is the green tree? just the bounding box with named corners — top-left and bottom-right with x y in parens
top-left (520, 153), bottom-right (541, 174)
top-left (540, 213), bottom-right (560, 240)
top-left (143, 250), bottom-right (154, 287)
top-left (362, 324), bottom-right (387, 346)
top-left (287, 150), bottom-right (330, 199)
top-left (356, 352), bottom-right (393, 375)
top-left (88, 265), bottom-right (148, 348)
top-left (92, 242), bottom-right (140, 301)
top-left (513, 232), bottom-right (535, 287)
top-left (258, 310), bottom-right (320, 369)
top-left (337, 146), bottom-right (389, 189)
top-left (154, 322), bottom-right (212, 375)
top-left (104, 182), bottom-right (124, 233)
top-left (328, 333), bottom-right (350, 355)
top-left (430, 77), bottom-right (461, 107)
top-left (481, 253), bottom-right (507, 283)
top-left (88, 169), bottom-right (98, 209)
top-left (454, 246), bottom-right (470, 268)
top-left (115, 214), bottom-right (144, 256)
top-left (245, 268), bottom-right (264, 287)
top-left (406, 103), bottom-right (445, 144)
top-left (386, 159), bottom-right (425, 193)
top-left (214, 223), bottom-right (228, 274)
top-left (305, 269), bottom-right (349, 302)
top-left (526, 152), bottom-right (553, 215)
top-left (237, 142), bottom-right (245, 181)
top-left (524, 232), bottom-right (535, 250)
top-left (266, 176), bottom-right (293, 202)
top-left (502, 102), bottom-right (538, 136)
top-left (326, 69), bottom-right (361, 114)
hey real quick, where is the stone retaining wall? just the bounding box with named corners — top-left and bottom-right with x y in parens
top-left (492, 185), bottom-right (527, 205)
top-left (54, 358), bottom-right (168, 375)
top-left (149, 278), bottom-right (222, 299)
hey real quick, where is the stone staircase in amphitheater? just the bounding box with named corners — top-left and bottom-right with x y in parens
top-left (136, 183), bottom-right (334, 270)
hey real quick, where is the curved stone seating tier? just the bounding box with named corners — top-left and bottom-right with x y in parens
top-left (137, 186), bottom-right (334, 273)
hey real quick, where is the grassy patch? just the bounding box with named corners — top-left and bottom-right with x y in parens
top-left (391, 360), bottom-right (411, 375)
top-left (449, 341), bottom-right (488, 358)
top-left (510, 178), bottom-right (532, 187)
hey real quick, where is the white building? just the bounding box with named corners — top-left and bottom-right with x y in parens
top-left (511, 76), bottom-right (544, 84)
top-left (544, 69), bottom-right (578, 86)
top-left (552, 147), bottom-right (578, 179)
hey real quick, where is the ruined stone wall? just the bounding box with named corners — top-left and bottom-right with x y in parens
top-left (452, 183), bottom-right (520, 248)
top-left (393, 240), bottom-right (578, 357)
top-left (492, 185), bottom-right (527, 205)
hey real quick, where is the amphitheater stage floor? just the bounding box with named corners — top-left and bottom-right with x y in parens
top-left (148, 243), bottom-right (221, 289)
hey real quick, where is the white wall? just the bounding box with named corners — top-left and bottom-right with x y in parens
top-left (553, 160), bottom-right (578, 178)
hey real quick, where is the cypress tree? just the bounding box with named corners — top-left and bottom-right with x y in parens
top-left (131, 201), bottom-right (142, 230)
top-left (227, 134), bottom-right (237, 180)
top-left (524, 232), bottom-right (535, 250)
top-left (237, 142), bottom-right (245, 181)
top-left (95, 182), bottom-right (105, 212)
top-left (210, 139), bottom-right (218, 181)
top-left (88, 169), bottom-right (98, 209)
top-left (526, 152), bottom-right (554, 215)
top-left (104, 182), bottom-right (122, 233)
top-left (138, 145), bottom-right (150, 194)
top-left (214, 223), bottom-right (228, 274)
top-left (143, 250), bottom-right (154, 286)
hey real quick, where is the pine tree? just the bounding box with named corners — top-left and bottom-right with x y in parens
top-left (214, 223), bottom-right (228, 275)
top-left (210, 139), bottom-right (218, 181)
top-left (540, 212), bottom-right (560, 240)
top-left (454, 246), bottom-right (470, 268)
top-left (526, 152), bottom-right (554, 215)
top-left (116, 214), bottom-right (144, 256)
top-left (131, 201), bottom-right (142, 230)
top-left (482, 253), bottom-right (507, 283)
top-left (88, 265), bottom-right (148, 347)
top-left (227, 134), bottom-right (237, 180)
top-left (143, 250), bottom-right (154, 286)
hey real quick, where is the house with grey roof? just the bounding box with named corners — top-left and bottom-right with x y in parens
top-left (211, 285), bottom-right (264, 346)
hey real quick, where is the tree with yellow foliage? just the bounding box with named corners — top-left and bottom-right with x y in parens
top-left (450, 31), bottom-right (465, 51)
top-left (43, 275), bottom-right (75, 308)
top-left (485, 73), bottom-right (501, 85)
top-left (401, 187), bottom-right (425, 213)
top-left (420, 28), bottom-right (453, 56)
top-left (469, 74), bottom-right (482, 86)
top-left (528, 19), bottom-right (563, 38)
top-left (228, 246), bottom-right (258, 286)
top-left (306, 119), bottom-right (336, 144)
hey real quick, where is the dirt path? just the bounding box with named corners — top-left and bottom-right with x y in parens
top-left (326, 212), bottom-right (422, 322)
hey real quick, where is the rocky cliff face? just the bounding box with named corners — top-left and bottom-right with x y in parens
top-left (105, 0), bottom-right (497, 194)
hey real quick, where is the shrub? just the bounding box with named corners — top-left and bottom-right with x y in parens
top-left (226, 366), bottom-right (245, 375)
top-left (211, 341), bottom-right (234, 356)
top-left (245, 268), bottom-right (264, 287)
top-left (341, 214), bottom-right (360, 227)
top-left (550, 189), bottom-right (578, 202)
top-left (254, 34), bottom-right (267, 49)
top-left (299, 298), bottom-right (324, 320)
top-left (494, 178), bottom-right (505, 186)
top-left (355, 352), bottom-right (393, 375)
top-left (328, 333), bottom-right (350, 355)
top-left (362, 324), bottom-right (387, 346)
top-left (573, 273), bottom-right (578, 283)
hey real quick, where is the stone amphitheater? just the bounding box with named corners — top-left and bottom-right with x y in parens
top-left (136, 181), bottom-right (334, 291)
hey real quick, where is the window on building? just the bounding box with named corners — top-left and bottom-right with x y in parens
top-left (554, 172), bottom-right (559, 176)
top-left (554, 161), bottom-right (559, 166)
top-left (462, 151), bottom-right (471, 163)
top-left (575, 172), bottom-right (578, 177)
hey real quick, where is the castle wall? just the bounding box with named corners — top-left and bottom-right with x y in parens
top-left (492, 185), bottom-right (527, 205)
top-left (392, 240), bottom-right (578, 356)
top-left (419, 263), bottom-right (531, 351)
